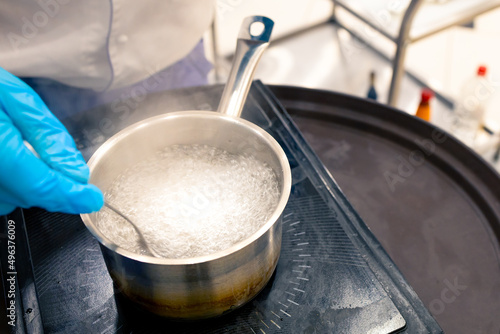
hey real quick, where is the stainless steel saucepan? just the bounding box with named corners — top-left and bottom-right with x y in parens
top-left (81, 16), bottom-right (291, 320)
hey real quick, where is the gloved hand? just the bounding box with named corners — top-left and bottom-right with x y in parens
top-left (0, 67), bottom-right (104, 215)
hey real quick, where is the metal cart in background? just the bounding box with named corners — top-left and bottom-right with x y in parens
top-left (331, 0), bottom-right (500, 106)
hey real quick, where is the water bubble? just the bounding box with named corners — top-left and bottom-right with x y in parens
top-left (96, 144), bottom-right (280, 259)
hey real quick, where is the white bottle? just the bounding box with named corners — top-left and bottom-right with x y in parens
top-left (452, 65), bottom-right (493, 146)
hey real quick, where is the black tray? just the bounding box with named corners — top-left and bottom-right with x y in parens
top-left (270, 85), bottom-right (500, 334)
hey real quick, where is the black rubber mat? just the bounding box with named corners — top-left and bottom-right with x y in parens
top-left (270, 85), bottom-right (500, 334)
top-left (1, 82), bottom-right (441, 333)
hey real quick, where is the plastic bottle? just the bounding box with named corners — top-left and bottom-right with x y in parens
top-left (416, 89), bottom-right (433, 122)
top-left (453, 65), bottom-right (493, 146)
top-left (367, 71), bottom-right (378, 101)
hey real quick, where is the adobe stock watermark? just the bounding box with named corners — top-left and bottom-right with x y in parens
top-left (79, 66), bottom-right (167, 148)
top-left (339, 0), bottom-right (402, 58)
top-left (460, 76), bottom-right (498, 114)
top-left (384, 128), bottom-right (448, 192)
top-left (148, 171), bottom-right (224, 220)
top-left (451, 72), bottom-right (500, 136)
top-left (428, 276), bottom-right (467, 315)
top-left (109, 67), bottom-right (167, 122)
top-left (217, 0), bottom-right (245, 20)
top-left (6, 0), bottom-right (71, 50)
top-left (5, 219), bottom-right (17, 327)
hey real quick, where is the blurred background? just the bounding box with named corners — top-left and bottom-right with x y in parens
top-left (205, 0), bottom-right (500, 172)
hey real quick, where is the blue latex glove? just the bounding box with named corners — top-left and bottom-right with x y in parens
top-left (0, 67), bottom-right (104, 215)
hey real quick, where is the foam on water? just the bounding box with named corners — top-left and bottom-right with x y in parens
top-left (96, 144), bottom-right (281, 259)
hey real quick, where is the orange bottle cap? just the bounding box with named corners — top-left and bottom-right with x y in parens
top-left (421, 89), bottom-right (434, 103)
top-left (477, 65), bottom-right (487, 76)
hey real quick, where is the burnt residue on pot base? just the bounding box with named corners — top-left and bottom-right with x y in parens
top-left (110, 252), bottom-right (280, 320)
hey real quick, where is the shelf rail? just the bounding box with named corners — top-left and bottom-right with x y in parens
top-left (332, 0), bottom-right (500, 106)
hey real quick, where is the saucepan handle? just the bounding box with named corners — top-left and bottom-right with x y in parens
top-left (217, 16), bottom-right (274, 117)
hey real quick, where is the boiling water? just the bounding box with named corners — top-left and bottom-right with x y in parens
top-left (96, 144), bottom-right (281, 259)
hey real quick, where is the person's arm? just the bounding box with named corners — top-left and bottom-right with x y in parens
top-left (0, 67), bottom-right (103, 215)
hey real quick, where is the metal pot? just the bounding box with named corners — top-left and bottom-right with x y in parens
top-left (81, 16), bottom-right (291, 319)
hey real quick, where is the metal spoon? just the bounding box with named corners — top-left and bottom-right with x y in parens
top-left (103, 202), bottom-right (161, 258)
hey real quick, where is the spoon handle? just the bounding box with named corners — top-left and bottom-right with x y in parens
top-left (103, 202), bottom-right (161, 258)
